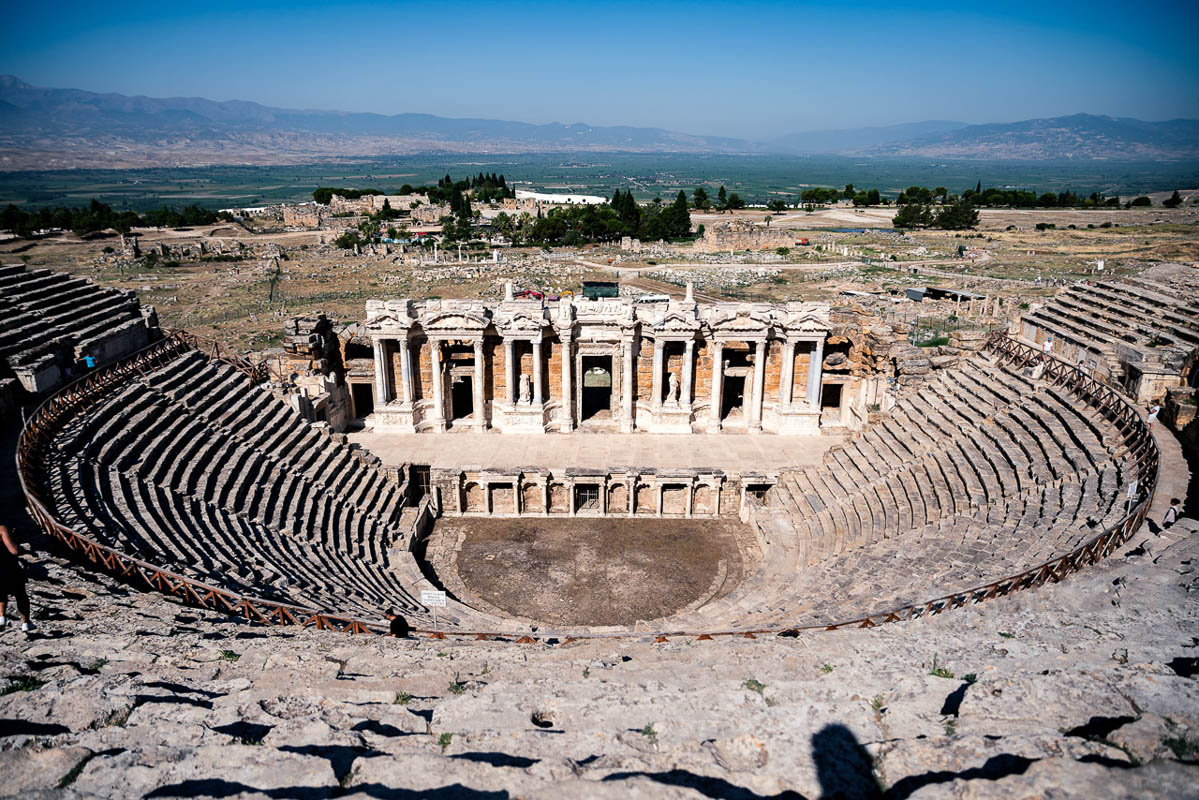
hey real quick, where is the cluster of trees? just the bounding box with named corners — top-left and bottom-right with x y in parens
top-left (894, 183), bottom-right (1121, 209)
top-left (892, 196), bottom-right (980, 230)
top-left (439, 188), bottom-right (476, 242)
top-left (691, 186), bottom-right (745, 211)
top-left (399, 173), bottom-right (514, 205)
top-left (800, 187), bottom-right (843, 206)
top-left (316, 174), bottom-right (515, 209)
top-left (312, 187), bottom-right (381, 204)
top-left (1, 199), bottom-right (227, 238)
top-left (492, 190), bottom-right (693, 246)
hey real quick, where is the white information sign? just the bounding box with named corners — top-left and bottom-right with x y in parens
top-left (421, 590), bottom-right (447, 608)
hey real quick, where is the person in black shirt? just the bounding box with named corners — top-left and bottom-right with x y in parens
top-left (0, 525), bottom-right (35, 633)
top-left (386, 609), bottom-right (410, 638)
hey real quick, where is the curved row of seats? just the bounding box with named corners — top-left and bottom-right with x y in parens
top-left (669, 351), bottom-right (1139, 630)
top-left (0, 264), bottom-right (149, 375)
top-left (38, 338), bottom-right (1143, 635)
top-left (1022, 278), bottom-right (1199, 375)
top-left (44, 349), bottom-right (494, 624)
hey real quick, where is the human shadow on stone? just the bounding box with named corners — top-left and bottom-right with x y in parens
top-left (0, 718), bottom-right (70, 737)
top-left (601, 768), bottom-right (808, 799)
top-left (452, 751), bottom-right (540, 768)
top-left (811, 723), bottom-right (883, 800)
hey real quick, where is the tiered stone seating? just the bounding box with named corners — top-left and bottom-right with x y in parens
top-left (0, 263), bottom-right (154, 392)
top-left (670, 352), bottom-right (1138, 630)
top-left (34, 332), bottom-right (1144, 636)
top-left (1021, 276), bottom-right (1199, 377)
top-left (42, 349), bottom-right (466, 622)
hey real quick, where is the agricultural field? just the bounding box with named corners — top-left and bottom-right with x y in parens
top-left (2, 153), bottom-right (1197, 210)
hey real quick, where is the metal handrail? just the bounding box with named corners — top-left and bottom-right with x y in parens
top-left (16, 331), bottom-right (1159, 642)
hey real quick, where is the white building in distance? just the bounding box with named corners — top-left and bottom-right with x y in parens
top-left (514, 189), bottom-right (607, 205)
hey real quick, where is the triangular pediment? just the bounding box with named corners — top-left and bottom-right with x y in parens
top-left (654, 309), bottom-right (701, 332)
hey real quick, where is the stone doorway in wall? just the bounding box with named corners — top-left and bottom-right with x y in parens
top-left (350, 382), bottom-right (374, 423)
top-left (821, 382), bottom-right (844, 426)
top-left (580, 356), bottom-right (613, 422)
top-left (722, 374), bottom-right (747, 423)
top-left (450, 375), bottom-right (474, 426)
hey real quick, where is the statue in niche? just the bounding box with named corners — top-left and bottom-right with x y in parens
top-left (518, 373), bottom-right (532, 405)
top-left (667, 372), bottom-right (680, 405)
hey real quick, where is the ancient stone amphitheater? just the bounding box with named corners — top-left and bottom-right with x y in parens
top-left (10, 264), bottom-right (1162, 642)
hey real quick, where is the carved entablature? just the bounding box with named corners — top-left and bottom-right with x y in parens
top-left (420, 300), bottom-right (491, 340)
top-left (365, 297), bottom-right (837, 348)
top-left (650, 307), bottom-right (702, 339)
top-left (704, 305), bottom-right (775, 341)
top-left (365, 299), bottom-right (417, 337)
top-left (493, 301), bottom-right (552, 339)
top-left (573, 298), bottom-right (635, 328)
top-left (780, 302), bottom-right (833, 339)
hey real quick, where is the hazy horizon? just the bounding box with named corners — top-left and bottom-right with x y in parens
top-left (3, 0), bottom-right (1198, 140)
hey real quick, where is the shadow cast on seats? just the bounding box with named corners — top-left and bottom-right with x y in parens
top-left (144, 779), bottom-right (510, 799)
top-left (600, 724), bottom-right (1040, 800)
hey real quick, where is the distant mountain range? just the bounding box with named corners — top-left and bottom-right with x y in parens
top-left (1, 76), bottom-right (1196, 170)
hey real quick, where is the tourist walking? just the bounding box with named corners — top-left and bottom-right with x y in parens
top-left (1146, 403), bottom-right (1161, 431)
top-left (0, 524), bottom-right (35, 632)
top-left (1163, 498), bottom-right (1181, 529)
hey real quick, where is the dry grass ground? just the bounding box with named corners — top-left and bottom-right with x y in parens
top-left (2, 206), bottom-right (1194, 350)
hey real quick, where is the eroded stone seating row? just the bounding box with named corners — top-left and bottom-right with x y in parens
top-left (671, 352), bottom-right (1137, 630)
top-left (0, 265), bottom-right (152, 387)
top-left (43, 350), bottom-right (458, 622)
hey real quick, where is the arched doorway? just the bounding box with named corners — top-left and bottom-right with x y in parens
top-left (581, 356), bottom-right (613, 421)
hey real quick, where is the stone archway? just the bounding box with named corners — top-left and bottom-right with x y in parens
top-left (607, 483), bottom-right (628, 514)
top-left (635, 484), bottom-right (655, 516)
top-left (522, 483), bottom-right (544, 514)
top-left (548, 483), bottom-right (569, 514)
top-left (463, 482), bottom-right (485, 513)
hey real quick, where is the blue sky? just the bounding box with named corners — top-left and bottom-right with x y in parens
top-left (3, 0), bottom-right (1197, 139)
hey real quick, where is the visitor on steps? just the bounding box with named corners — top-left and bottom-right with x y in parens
top-left (386, 609), bottom-right (410, 638)
top-left (1163, 498), bottom-right (1181, 529)
top-left (0, 524), bottom-right (35, 633)
top-left (1146, 403), bottom-right (1161, 431)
